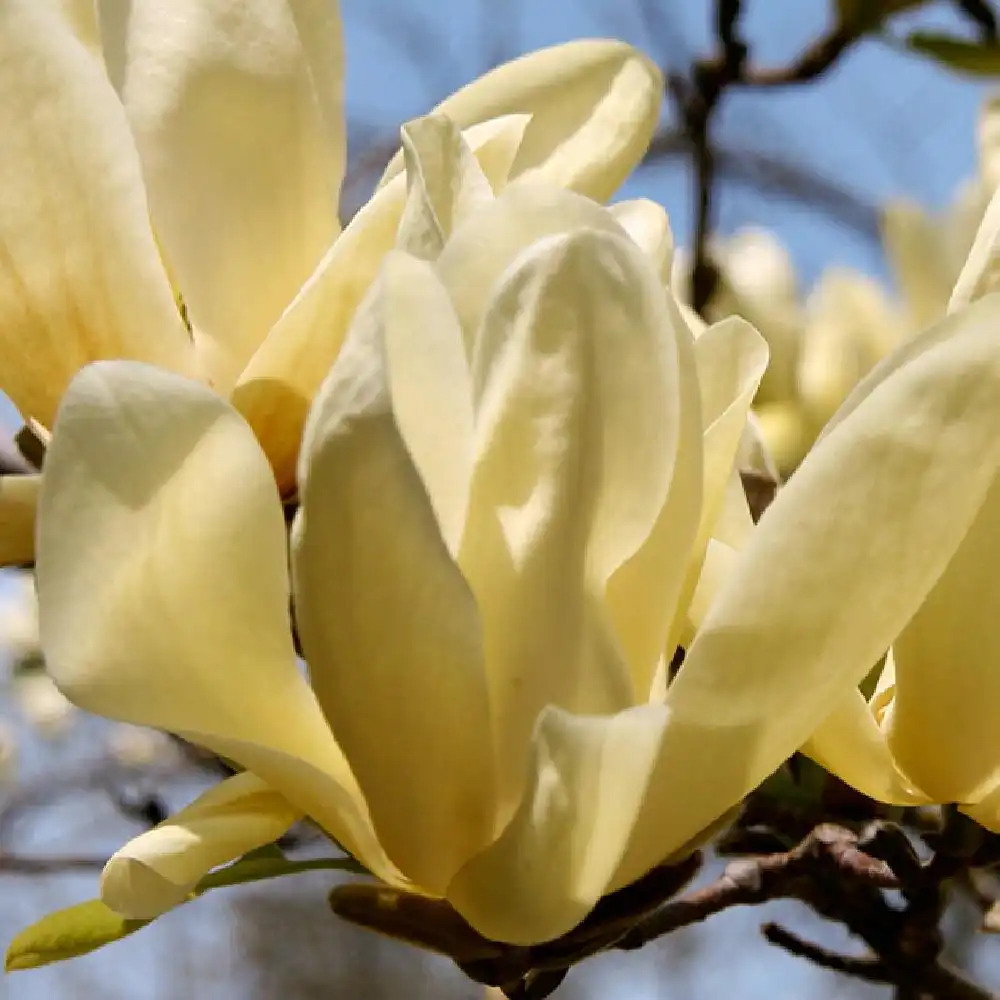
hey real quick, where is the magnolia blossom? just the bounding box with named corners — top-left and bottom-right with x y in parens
top-left (677, 95), bottom-right (1000, 475)
top-left (777, 175), bottom-right (1000, 822)
top-left (0, 0), bottom-right (662, 563)
top-left (25, 110), bottom-right (858, 947)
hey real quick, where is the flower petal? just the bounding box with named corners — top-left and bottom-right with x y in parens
top-left (396, 114), bottom-right (494, 261)
top-left (609, 199), bottom-right (674, 282)
top-left (434, 180), bottom-right (627, 358)
top-left (0, 475), bottom-right (39, 567)
top-left (293, 259), bottom-right (494, 893)
top-left (881, 201), bottom-right (953, 329)
top-left (101, 772), bottom-right (299, 920)
top-left (950, 184), bottom-right (1000, 313)
top-left (666, 318), bottom-right (767, 655)
top-left (0, 0), bottom-right (192, 427)
top-left (447, 704), bottom-right (667, 944)
top-left (111, 0), bottom-right (345, 388)
top-left (37, 361), bottom-right (397, 883)
top-left (458, 228), bottom-right (678, 815)
top-left (231, 117), bottom-right (529, 494)
top-left (803, 689), bottom-right (927, 805)
top-left (612, 291), bottom-right (1000, 882)
top-left (381, 40), bottom-right (662, 203)
top-left (888, 472), bottom-right (1000, 802)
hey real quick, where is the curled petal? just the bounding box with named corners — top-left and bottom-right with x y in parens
top-left (101, 772), bottom-right (299, 920)
top-left (396, 114), bottom-right (494, 260)
top-left (381, 40), bottom-right (662, 202)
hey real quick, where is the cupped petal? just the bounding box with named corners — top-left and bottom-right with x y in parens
top-left (0, 475), bottom-right (39, 566)
top-left (36, 361), bottom-right (397, 884)
top-left (380, 40), bottom-right (662, 203)
top-left (0, 0), bottom-right (192, 427)
top-left (447, 703), bottom-right (667, 944)
top-left (292, 257), bottom-right (494, 893)
top-left (610, 291), bottom-right (1000, 886)
top-left (396, 115), bottom-right (494, 261)
top-left (101, 772), bottom-right (299, 920)
top-left (458, 228), bottom-right (680, 815)
top-left (888, 471), bottom-right (1000, 803)
top-left (111, 0), bottom-right (345, 389)
top-left (803, 689), bottom-right (927, 805)
top-left (434, 180), bottom-right (627, 358)
top-left (231, 117), bottom-right (529, 494)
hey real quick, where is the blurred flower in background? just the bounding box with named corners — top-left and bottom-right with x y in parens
top-left (679, 91), bottom-right (1000, 475)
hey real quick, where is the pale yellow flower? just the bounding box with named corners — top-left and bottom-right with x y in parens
top-left (693, 194), bottom-right (1000, 824)
top-left (30, 119), bottom-right (793, 946)
top-left (0, 0), bottom-right (663, 560)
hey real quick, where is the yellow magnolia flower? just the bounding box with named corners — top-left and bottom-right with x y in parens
top-left (0, 0), bottom-right (663, 561)
top-left (690, 194), bottom-right (1000, 825)
top-left (30, 122), bottom-right (808, 946)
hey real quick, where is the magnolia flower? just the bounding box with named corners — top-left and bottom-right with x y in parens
top-left (0, 0), bottom-right (662, 564)
top-left (27, 111), bottom-right (861, 948)
top-left (881, 91), bottom-right (1000, 334)
top-left (776, 170), bottom-right (1000, 822)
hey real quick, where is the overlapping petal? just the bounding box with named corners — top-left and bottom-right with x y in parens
top-left (458, 228), bottom-right (682, 815)
top-left (0, 0), bottom-right (192, 427)
top-left (612, 291), bottom-right (1000, 885)
top-left (106, 0), bottom-right (345, 389)
top-left (381, 40), bottom-right (662, 202)
top-left (232, 117), bottom-right (530, 492)
top-left (36, 362), bottom-right (397, 885)
top-left (293, 257), bottom-right (494, 893)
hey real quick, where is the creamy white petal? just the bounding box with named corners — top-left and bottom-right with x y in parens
top-left (37, 362), bottom-right (398, 884)
top-left (448, 703), bottom-right (667, 944)
top-left (112, 0), bottom-right (345, 388)
top-left (0, 0), bottom-right (192, 427)
top-left (231, 117), bottom-right (529, 494)
top-left (889, 471), bottom-right (1000, 803)
top-left (434, 180), bottom-right (627, 358)
top-left (396, 115), bottom-right (494, 261)
top-left (380, 40), bottom-right (662, 202)
top-left (293, 260), bottom-right (494, 892)
top-left (608, 291), bottom-right (1000, 887)
top-left (459, 229), bottom-right (676, 814)
top-left (803, 690), bottom-right (927, 805)
top-left (609, 199), bottom-right (674, 282)
top-left (101, 772), bottom-right (299, 919)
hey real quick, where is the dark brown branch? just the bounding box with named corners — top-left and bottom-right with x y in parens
top-left (675, 10), bottom-right (871, 315)
top-left (762, 923), bottom-right (893, 984)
